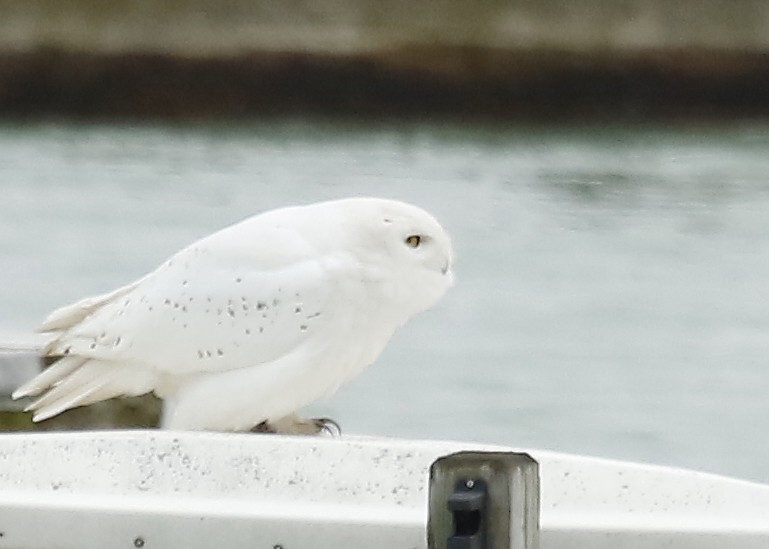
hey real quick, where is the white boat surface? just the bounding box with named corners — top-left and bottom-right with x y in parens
top-left (0, 430), bottom-right (767, 548)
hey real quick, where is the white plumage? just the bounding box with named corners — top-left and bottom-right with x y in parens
top-left (13, 198), bottom-right (454, 432)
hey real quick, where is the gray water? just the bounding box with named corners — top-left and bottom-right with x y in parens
top-left (2, 118), bottom-right (769, 483)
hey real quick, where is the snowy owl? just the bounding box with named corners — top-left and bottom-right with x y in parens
top-left (13, 197), bottom-right (454, 432)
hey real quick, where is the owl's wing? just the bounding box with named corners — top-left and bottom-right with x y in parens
top-left (15, 241), bottom-right (359, 420)
top-left (50, 249), bottom-right (355, 372)
top-left (38, 276), bottom-right (147, 333)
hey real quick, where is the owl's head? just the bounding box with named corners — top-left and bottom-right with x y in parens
top-left (335, 197), bottom-right (454, 318)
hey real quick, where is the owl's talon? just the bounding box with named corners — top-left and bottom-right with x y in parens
top-left (251, 420), bottom-right (276, 433)
top-left (313, 417), bottom-right (342, 436)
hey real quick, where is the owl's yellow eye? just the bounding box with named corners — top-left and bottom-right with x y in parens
top-left (405, 235), bottom-right (421, 248)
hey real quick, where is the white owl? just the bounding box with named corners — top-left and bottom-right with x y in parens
top-left (13, 198), bottom-right (454, 432)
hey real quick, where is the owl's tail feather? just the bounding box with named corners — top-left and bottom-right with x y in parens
top-left (15, 359), bottom-right (156, 423)
top-left (12, 355), bottom-right (86, 399)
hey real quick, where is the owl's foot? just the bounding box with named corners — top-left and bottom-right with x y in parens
top-left (251, 420), bottom-right (275, 433)
top-left (251, 414), bottom-right (341, 436)
top-left (311, 417), bottom-right (342, 436)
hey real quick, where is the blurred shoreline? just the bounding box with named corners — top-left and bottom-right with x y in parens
top-left (1, 1), bottom-right (769, 119)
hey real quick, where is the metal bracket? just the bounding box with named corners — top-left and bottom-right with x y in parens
top-left (447, 477), bottom-right (487, 549)
top-left (428, 451), bottom-right (539, 549)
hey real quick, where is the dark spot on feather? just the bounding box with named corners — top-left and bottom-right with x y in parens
top-left (235, 277), bottom-right (242, 283)
top-left (217, 349), bottom-right (224, 356)
top-left (256, 302), bottom-right (267, 310)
